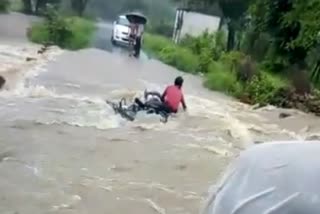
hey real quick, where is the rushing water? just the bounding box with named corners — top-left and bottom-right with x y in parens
top-left (1, 13), bottom-right (320, 214)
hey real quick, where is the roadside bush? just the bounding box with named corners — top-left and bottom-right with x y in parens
top-left (148, 21), bottom-right (174, 38)
top-left (235, 56), bottom-right (258, 82)
top-left (28, 7), bottom-right (95, 50)
top-left (180, 30), bottom-right (227, 60)
top-left (180, 32), bottom-right (214, 55)
top-left (204, 62), bottom-right (242, 95)
top-left (67, 17), bottom-right (95, 49)
top-left (144, 33), bottom-right (172, 54)
top-left (159, 46), bottom-right (199, 73)
top-left (179, 31), bottom-right (227, 73)
top-left (243, 72), bottom-right (286, 106)
top-left (28, 22), bottom-right (50, 43)
top-left (144, 34), bottom-right (198, 73)
top-left (220, 51), bottom-right (246, 72)
top-left (197, 47), bottom-right (213, 73)
top-left (0, 0), bottom-right (10, 13)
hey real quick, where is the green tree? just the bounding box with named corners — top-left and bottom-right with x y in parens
top-left (173, 0), bottom-right (252, 51)
top-left (70, 0), bottom-right (90, 16)
top-left (252, 0), bottom-right (320, 74)
top-left (249, 0), bottom-right (320, 93)
top-left (0, 0), bottom-right (10, 13)
top-left (21, 0), bottom-right (61, 14)
top-left (22, 0), bottom-right (32, 14)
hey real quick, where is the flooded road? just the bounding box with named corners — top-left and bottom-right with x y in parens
top-left (1, 13), bottom-right (320, 214)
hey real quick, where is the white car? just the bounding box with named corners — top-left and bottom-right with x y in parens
top-left (111, 15), bottom-right (131, 46)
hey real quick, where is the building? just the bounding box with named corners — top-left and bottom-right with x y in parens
top-left (172, 8), bottom-right (222, 44)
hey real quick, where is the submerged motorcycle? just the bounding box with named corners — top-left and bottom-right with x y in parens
top-left (106, 91), bottom-right (170, 123)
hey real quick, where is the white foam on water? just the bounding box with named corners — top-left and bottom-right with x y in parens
top-left (108, 88), bottom-right (143, 101)
top-left (0, 44), bottom-right (63, 93)
top-left (29, 94), bottom-right (124, 129)
top-left (186, 95), bottom-right (253, 147)
top-left (0, 46), bottom-right (312, 136)
top-left (31, 90), bottom-right (125, 129)
top-left (0, 79), bottom-right (123, 130)
top-left (0, 45), bottom-right (124, 130)
top-left (36, 114), bottom-right (122, 130)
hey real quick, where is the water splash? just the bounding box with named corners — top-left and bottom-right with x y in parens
top-left (186, 95), bottom-right (253, 147)
top-left (0, 44), bottom-right (63, 94)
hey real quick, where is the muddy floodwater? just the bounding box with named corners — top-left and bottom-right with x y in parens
top-left (1, 13), bottom-right (320, 214)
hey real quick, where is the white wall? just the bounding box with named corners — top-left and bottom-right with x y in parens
top-left (176, 11), bottom-right (221, 42)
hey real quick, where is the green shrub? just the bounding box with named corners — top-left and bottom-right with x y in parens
top-left (158, 46), bottom-right (198, 73)
top-left (144, 33), bottom-right (172, 54)
top-left (148, 21), bottom-right (174, 38)
top-left (28, 5), bottom-right (95, 49)
top-left (197, 47), bottom-right (213, 73)
top-left (0, 0), bottom-right (9, 13)
top-left (204, 59), bottom-right (287, 105)
top-left (220, 51), bottom-right (246, 72)
top-left (204, 61), bottom-right (242, 95)
top-left (144, 34), bottom-right (198, 73)
top-left (244, 72), bottom-right (286, 105)
top-left (28, 22), bottom-right (50, 43)
top-left (180, 34), bottom-right (214, 73)
top-left (28, 15), bottom-right (95, 50)
top-left (180, 30), bottom-right (226, 60)
top-left (66, 17), bottom-right (95, 49)
top-left (178, 31), bottom-right (227, 73)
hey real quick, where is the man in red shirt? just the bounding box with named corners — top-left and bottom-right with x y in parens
top-left (160, 76), bottom-right (187, 113)
top-left (135, 76), bottom-right (187, 114)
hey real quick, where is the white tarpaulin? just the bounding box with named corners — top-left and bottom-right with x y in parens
top-left (202, 141), bottom-right (320, 214)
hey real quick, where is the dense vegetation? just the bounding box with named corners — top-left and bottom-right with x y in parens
top-left (145, 0), bottom-right (320, 115)
top-left (28, 5), bottom-right (95, 49)
top-left (17, 0), bottom-right (96, 49)
top-left (0, 0), bottom-right (10, 12)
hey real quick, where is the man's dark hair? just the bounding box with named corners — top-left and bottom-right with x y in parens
top-left (174, 76), bottom-right (184, 87)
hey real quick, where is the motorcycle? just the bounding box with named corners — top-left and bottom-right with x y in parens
top-left (106, 96), bottom-right (169, 123)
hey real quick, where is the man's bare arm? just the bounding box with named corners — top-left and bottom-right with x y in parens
top-left (161, 90), bottom-right (167, 102)
top-left (181, 95), bottom-right (187, 110)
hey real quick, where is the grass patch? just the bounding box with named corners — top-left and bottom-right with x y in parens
top-left (204, 61), bottom-right (241, 95)
top-left (263, 72), bottom-right (288, 88)
top-left (28, 16), bottom-right (96, 50)
top-left (66, 17), bottom-right (96, 49)
top-left (144, 33), bottom-right (198, 73)
top-left (28, 22), bottom-right (50, 43)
